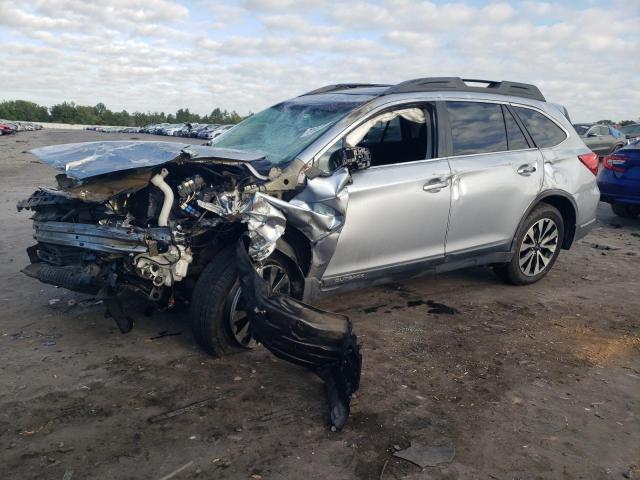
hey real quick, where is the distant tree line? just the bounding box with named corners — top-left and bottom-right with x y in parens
top-left (0, 100), bottom-right (245, 126)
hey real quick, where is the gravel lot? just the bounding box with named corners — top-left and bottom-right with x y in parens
top-left (0, 130), bottom-right (638, 480)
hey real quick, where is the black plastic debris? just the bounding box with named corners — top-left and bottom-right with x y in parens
top-left (236, 237), bottom-right (361, 430)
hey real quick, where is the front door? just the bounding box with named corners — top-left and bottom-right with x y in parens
top-left (321, 105), bottom-right (451, 283)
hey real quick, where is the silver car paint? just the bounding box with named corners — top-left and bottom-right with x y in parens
top-left (289, 91), bottom-right (599, 288)
top-left (445, 147), bottom-right (544, 254)
top-left (322, 158), bottom-right (452, 277)
top-left (531, 101), bottom-right (600, 230)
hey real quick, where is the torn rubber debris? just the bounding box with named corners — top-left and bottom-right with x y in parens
top-left (236, 237), bottom-right (361, 430)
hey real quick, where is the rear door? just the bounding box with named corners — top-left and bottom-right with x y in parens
top-left (443, 101), bottom-right (543, 255)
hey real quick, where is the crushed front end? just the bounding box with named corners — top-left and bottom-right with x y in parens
top-left (17, 140), bottom-right (362, 429)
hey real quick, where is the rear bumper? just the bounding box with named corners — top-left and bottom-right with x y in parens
top-left (574, 218), bottom-right (597, 242)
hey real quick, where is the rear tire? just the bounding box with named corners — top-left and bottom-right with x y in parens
top-left (190, 246), bottom-right (298, 357)
top-left (611, 203), bottom-right (640, 218)
top-left (494, 203), bottom-right (564, 285)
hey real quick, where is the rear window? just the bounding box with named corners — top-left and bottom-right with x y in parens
top-left (503, 107), bottom-right (529, 150)
top-left (514, 107), bottom-right (567, 148)
top-left (446, 101), bottom-right (507, 155)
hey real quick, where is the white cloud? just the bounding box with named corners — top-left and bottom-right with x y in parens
top-left (0, 0), bottom-right (638, 121)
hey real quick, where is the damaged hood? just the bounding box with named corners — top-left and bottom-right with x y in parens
top-left (30, 141), bottom-right (269, 180)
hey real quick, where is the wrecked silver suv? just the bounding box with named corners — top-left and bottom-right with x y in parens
top-left (17, 78), bottom-right (600, 429)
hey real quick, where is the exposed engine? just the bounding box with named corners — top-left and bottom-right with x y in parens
top-left (18, 161), bottom-right (273, 308)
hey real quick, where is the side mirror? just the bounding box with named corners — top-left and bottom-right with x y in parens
top-left (338, 146), bottom-right (371, 171)
top-left (587, 132), bottom-right (599, 137)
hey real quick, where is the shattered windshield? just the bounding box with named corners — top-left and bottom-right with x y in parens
top-left (210, 95), bottom-right (369, 165)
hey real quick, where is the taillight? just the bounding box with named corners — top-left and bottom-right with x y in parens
top-left (602, 154), bottom-right (627, 173)
top-left (578, 152), bottom-right (599, 175)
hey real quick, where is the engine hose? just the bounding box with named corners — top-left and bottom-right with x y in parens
top-left (150, 168), bottom-right (174, 227)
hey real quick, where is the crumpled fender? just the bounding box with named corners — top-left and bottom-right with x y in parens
top-left (235, 237), bottom-right (361, 430)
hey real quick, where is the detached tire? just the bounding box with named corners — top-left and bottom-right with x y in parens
top-left (611, 203), bottom-right (640, 218)
top-left (494, 203), bottom-right (564, 285)
top-left (190, 245), bottom-right (297, 357)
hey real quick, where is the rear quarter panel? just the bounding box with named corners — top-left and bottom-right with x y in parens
top-left (537, 103), bottom-right (600, 229)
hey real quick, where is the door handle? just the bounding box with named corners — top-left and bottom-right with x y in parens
top-left (517, 164), bottom-right (537, 176)
top-left (423, 178), bottom-right (450, 192)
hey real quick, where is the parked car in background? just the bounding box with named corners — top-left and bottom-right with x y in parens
top-left (573, 123), bottom-right (627, 155)
top-left (190, 124), bottom-right (210, 138)
top-left (203, 125), bottom-right (234, 145)
top-left (197, 124), bottom-right (221, 139)
top-left (598, 138), bottom-right (640, 218)
top-left (88, 122), bottom-right (237, 139)
top-left (209, 124), bottom-right (233, 140)
top-left (0, 121), bottom-right (17, 135)
top-left (161, 123), bottom-right (186, 136)
top-left (177, 123), bottom-right (196, 137)
top-left (620, 123), bottom-right (640, 142)
top-left (147, 123), bottom-right (169, 134)
top-left (22, 122), bottom-right (43, 131)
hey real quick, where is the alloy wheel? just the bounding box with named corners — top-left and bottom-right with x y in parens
top-left (518, 217), bottom-right (559, 277)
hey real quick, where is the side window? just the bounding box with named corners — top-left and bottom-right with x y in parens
top-left (585, 126), bottom-right (599, 137)
top-left (382, 116), bottom-right (402, 142)
top-left (360, 116), bottom-right (401, 144)
top-left (317, 106), bottom-right (433, 171)
top-left (513, 107), bottom-right (567, 148)
top-left (503, 106), bottom-right (529, 150)
top-left (446, 101), bottom-right (507, 155)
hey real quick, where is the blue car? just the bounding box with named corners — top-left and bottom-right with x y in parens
top-left (598, 138), bottom-right (640, 218)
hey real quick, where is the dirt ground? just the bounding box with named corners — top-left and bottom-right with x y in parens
top-left (0, 129), bottom-right (638, 480)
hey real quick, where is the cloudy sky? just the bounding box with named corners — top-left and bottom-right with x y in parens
top-left (0, 0), bottom-right (638, 122)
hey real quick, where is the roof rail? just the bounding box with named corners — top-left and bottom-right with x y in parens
top-left (383, 77), bottom-right (546, 102)
top-left (301, 83), bottom-right (390, 96)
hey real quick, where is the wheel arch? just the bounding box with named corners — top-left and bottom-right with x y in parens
top-left (512, 191), bottom-right (578, 251)
top-left (280, 226), bottom-right (313, 276)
